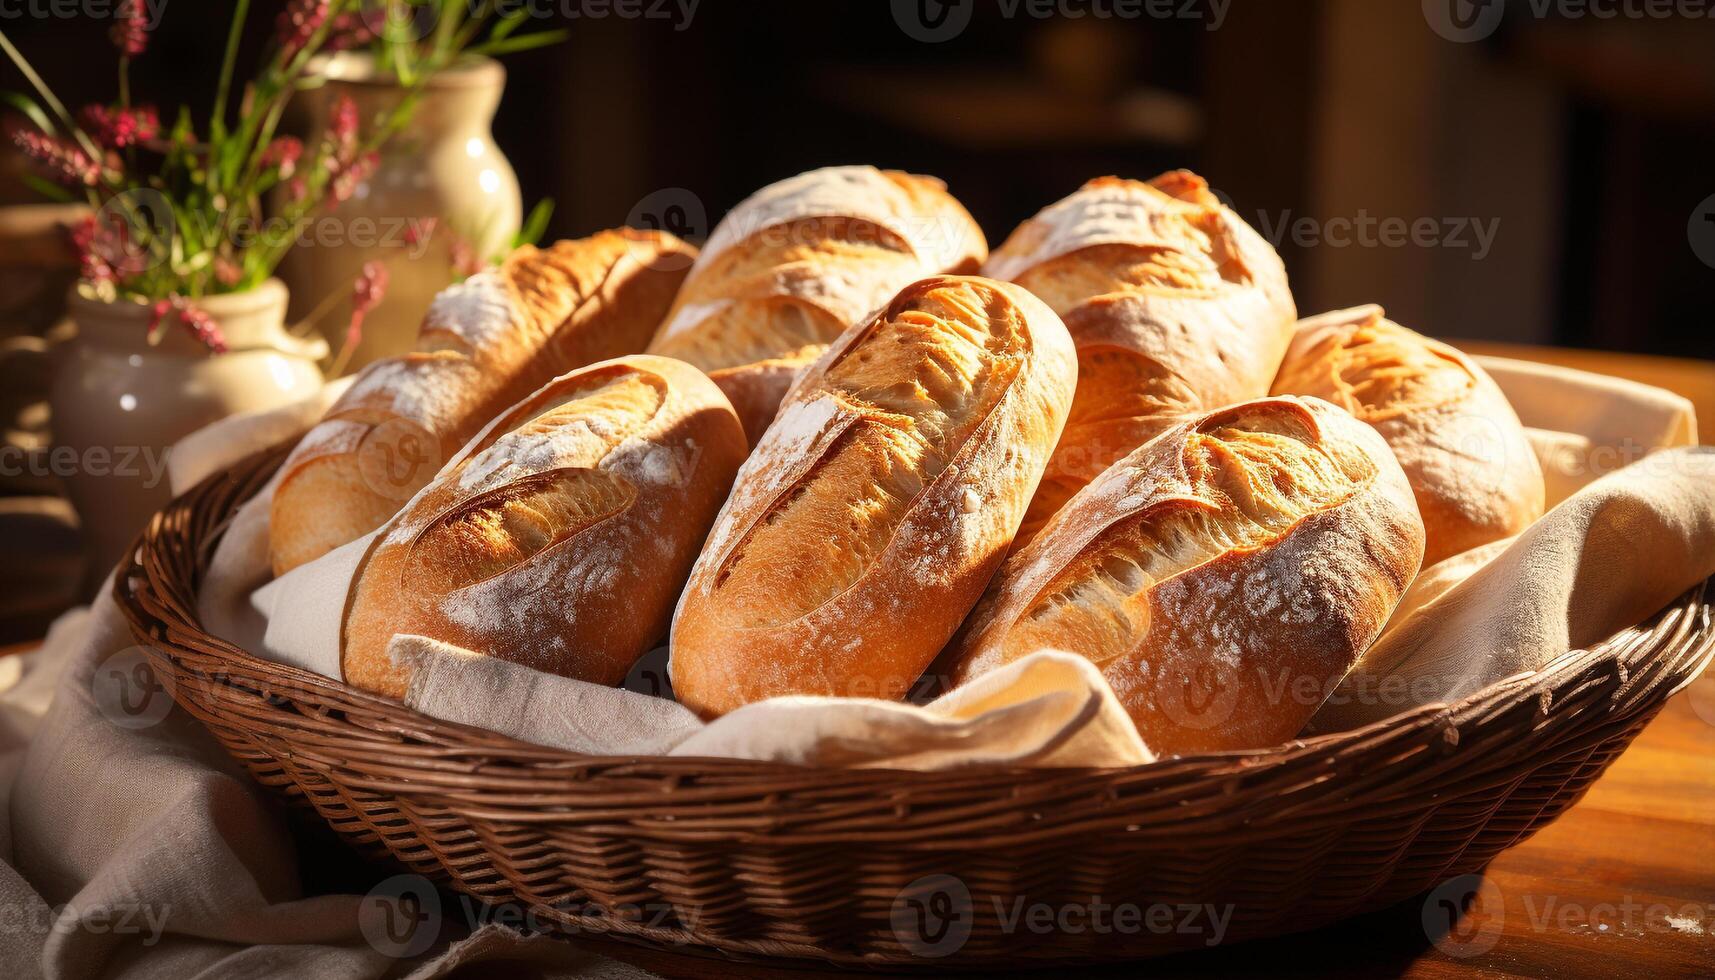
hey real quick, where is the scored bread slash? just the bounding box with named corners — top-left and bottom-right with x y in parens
top-left (1272, 305), bottom-right (1546, 567)
top-left (949, 395), bottom-right (1427, 756)
top-left (269, 229), bottom-right (697, 577)
top-left (648, 165), bottom-right (988, 443)
top-left (669, 274), bottom-right (1077, 718)
top-left (340, 355), bottom-right (747, 700)
top-left (984, 172), bottom-right (1298, 549)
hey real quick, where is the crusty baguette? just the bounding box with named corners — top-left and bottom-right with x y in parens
top-left (669, 275), bottom-right (1077, 717)
top-left (341, 355), bottom-right (747, 699)
top-left (948, 396), bottom-right (1425, 756)
top-left (647, 166), bottom-right (987, 442)
top-left (1270, 305), bottom-right (1544, 566)
top-left (985, 172), bottom-right (1296, 547)
top-left (269, 229), bottom-right (696, 576)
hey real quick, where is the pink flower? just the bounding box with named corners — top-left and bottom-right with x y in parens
top-left (345, 260), bottom-right (389, 350)
top-left (261, 136), bottom-right (303, 178)
top-left (352, 260), bottom-right (388, 314)
top-left (213, 257), bottom-right (242, 286)
top-left (277, 0), bottom-right (331, 60)
top-left (403, 217), bottom-right (437, 247)
top-left (325, 12), bottom-right (377, 51)
top-left (449, 236), bottom-right (480, 278)
top-left (79, 104), bottom-right (160, 151)
top-left (73, 213), bottom-right (153, 285)
top-left (146, 298), bottom-right (171, 342)
top-left (327, 94), bottom-right (359, 158)
top-left (69, 207), bottom-right (158, 287)
top-left (327, 149), bottom-right (378, 205)
top-left (12, 130), bottom-right (100, 187)
top-left (110, 0), bottom-right (149, 58)
top-left (178, 303), bottom-right (229, 354)
top-left (70, 216), bottom-right (115, 285)
top-left (148, 295), bottom-right (228, 354)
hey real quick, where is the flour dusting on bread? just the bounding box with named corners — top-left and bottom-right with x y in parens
top-left (1273, 305), bottom-right (1544, 565)
top-left (983, 173), bottom-right (1298, 549)
top-left (648, 166), bottom-right (987, 442)
top-left (951, 396), bottom-right (1425, 755)
top-left (270, 230), bottom-right (695, 577)
top-left (419, 269), bottom-right (516, 353)
top-left (341, 356), bottom-right (748, 699)
top-left (670, 275), bottom-right (1076, 716)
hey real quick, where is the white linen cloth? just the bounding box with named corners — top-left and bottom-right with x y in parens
top-left (0, 395), bottom-right (666, 979)
top-left (1302, 356), bottom-right (1707, 733)
top-left (1, 354), bottom-right (1707, 978)
top-left (1475, 354), bottom-right (1699, 505)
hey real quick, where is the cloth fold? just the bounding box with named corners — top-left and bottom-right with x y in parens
top-left (1308, 447), bottom-right (1715, 733)
top-left (393, 635), bottom-right (1151, 769)
top-left (2, 387), bottom-right (659, 980)
top-left (1475, 354), bottom-right (1698, 505)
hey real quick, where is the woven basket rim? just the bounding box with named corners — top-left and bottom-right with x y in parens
top-left (106, 439), bottom-right (1715, 966)
top-left (114, 441), bottom-right (1715, 783)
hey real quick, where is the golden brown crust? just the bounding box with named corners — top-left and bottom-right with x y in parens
top-left (340, 355), bottom-right (747, 699)
top-left (648, 166), bottom-right (987, 443)
top-left (269, 229), bottom-right (696, 577)
top-left (985, 172), bottom-right (1297, 547)
top-left (949, 396), bottom-right (1425, 756)
top-left (1270, 306), bottom-right (1545, 566)
top-left (668, 275), bottom-right (1077, 717)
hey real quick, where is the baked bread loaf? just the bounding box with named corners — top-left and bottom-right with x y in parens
top-left (948, 396), bottom-right (1425, 756)
top-left (269, 229), bottom-right (696, 576)
top-left (669, 275), bottom-right (1077, 717)
top-left (341, 355), bottom-right (747, 699)
top-left (1270, 305), bottom-right (1544, 566)
top-left (647, 166), bottom-right (987, 442)
top-left (985, 171), bottom-right (1297, 546)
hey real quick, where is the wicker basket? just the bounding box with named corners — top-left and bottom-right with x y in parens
top-left (114, 443), bottom-right (1715, 968)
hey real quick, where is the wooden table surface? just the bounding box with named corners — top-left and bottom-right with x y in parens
top-left (7, 341), bottom-right (1712, 977)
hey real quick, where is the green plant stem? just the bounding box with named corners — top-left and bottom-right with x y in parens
top-left (210, 1), bottom-right (359, 271)
top-left (247, 87), bottom-right (421, 276)
top-left (210, 0), bottom-right (252, 152)
top-left (223, 0), bottom-right (348, 191)
top-left (433, 0), bottom-right (467, 64)
top-left (289, 263), bottom-right (359, 334)
top-left (0, 29), bottom-right (102, 160)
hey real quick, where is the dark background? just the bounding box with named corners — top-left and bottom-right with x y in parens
top-left (6, 0), bottom-right (1711, 357)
